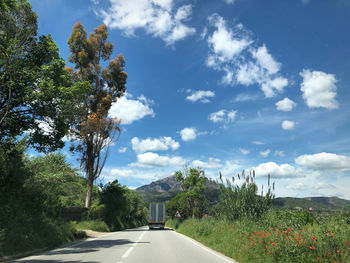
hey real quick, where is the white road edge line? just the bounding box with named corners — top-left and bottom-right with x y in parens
top-left (172, 230), bottom-right (238, 263)
top-left (122, 230), bottom-right (147, 259)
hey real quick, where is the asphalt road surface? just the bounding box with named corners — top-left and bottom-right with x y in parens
top-left (12, 226), bottom-right (238, 263)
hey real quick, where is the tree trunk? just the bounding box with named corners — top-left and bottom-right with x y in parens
top-left (85, 177), bottom-right (93, 208)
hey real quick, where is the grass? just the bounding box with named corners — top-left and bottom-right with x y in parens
top-left (167, 210), bottom-right (350, 263)
top-left (74, 220), bottom-right (110, 232)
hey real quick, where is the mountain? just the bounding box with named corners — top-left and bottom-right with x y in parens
top-left (135, 175), bottom-right (220, 203)
top-left (273, 196), bottom-right (350, 211)
top-left (136, 176), bottom-right (350, 211)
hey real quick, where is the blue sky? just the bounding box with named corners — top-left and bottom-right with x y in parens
top-left (28, 0), bottom-right (350, 199)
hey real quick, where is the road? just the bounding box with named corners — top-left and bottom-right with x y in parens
top-left (11, 226), bottom-right (238, 263)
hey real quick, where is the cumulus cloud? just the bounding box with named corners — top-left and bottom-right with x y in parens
top-left (130, 152), bottom-right (186, 167)
top-left (300, 70), bottom-right (339, 110)
top-left (131, 136), bottom-right (180, 153)
top-left (255, 162), bottom-right (301, 178)
top-left (260, 149), bottom-right (271, 157)
top-left (186, 90), bottom-right (215, 103)
top-left (96, 0), bottom-right (195, 45)
top-left (208, 109), bottom-right (237, 123)
top-left (206, 15), bottom-right (288, 97)
top-left (224, 0), bottom-right (235, 4)
top-left (180, 127), bottom-right (197, 141)
top-left (191, 157), bottom-right (223, 169)
top-left (276, 97), bottom-right (296, 112)
top-left (109, 93), bottom-right (154, 124)
top-left (281, 120), bottom-right (295, 130)
top-left (295, 152), bottom-right (350, 173)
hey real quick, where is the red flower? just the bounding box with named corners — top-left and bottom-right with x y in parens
top-left (328, 231), bottom-right (332, 234)
top-left (345, 241), bottom-right (348, 245)
top-left (312, 237), bottom-right (316, 240)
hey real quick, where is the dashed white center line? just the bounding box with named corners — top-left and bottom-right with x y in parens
top-left (121, 230), bottom-right (147, 259)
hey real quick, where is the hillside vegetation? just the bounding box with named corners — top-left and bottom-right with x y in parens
top-left (0, 143), bottom-right (147, 258)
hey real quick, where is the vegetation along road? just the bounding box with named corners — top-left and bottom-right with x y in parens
top-left (12, 226), bottom-right (237, 263)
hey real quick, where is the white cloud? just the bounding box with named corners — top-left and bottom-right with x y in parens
top-left (281, 120), bottom-right (295, 130)
top-left (206, 15), bottom-right (288, 98)
top-left (295, 152), bottom-right (350, 173)
top-left (109, 93), bottom-right (154, 124)
top-left (118, 147), bottom-right (127, 153)
top-left (255, 162), bottom-right (301, 178)
top-left (300, 69), bottom-right (339, 110)
top-left (252, 141), bottom-right (265, 145)
top-left (224, 0), bottom-right (235, 4)
top-left (131, 136), bottom-right (180, 153)
top-left (239, 148), bottom-right (249, 155)
top-left (131, 152), bottom-right (186, 167)
top-left (251, 45), bottom-right (281, 75)
top-left (186, 90), bottom-right (215, 103)
top-left (274, 150), bottom-right (285, 157)
top-left (207, 15), bottom-right (251, 65)
top-left (191, 157), bottom-right (223, 169)
top-left (180, 127), bottom-right (197, 141)
top-left (276, 97), bottom-right (296, 112)
top-left (98, 0), bottom-right (195, 45)
top-left (260, 149), bottom-right (271, 157)
top-left (233, 93), bottom-right (259, 102)
top-left (208, 109), bottom-right (237, 123)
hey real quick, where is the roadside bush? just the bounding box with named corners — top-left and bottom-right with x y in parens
top-left (100, 180), bottom-right (148, 231)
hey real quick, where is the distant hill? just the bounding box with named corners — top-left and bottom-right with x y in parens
top-left (136, 175), bottom-right (220, 203)
top-left (273, 196), bottom-right (350, 212)
top-left (136, 176), bottom-right (350, 211)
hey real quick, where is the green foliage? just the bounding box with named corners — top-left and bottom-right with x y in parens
top-left (0, 141), bottom-right (86, 257)
top-left (216, 171), bottom-right (274, 221)
top-left (74, 220), bottom-right (110, 232)
top-left (27, 153), bottom-right (95, 207)
top-left (99, 180), bottom-right (148, 231)
top-left (167, 212), bottom-right (350, 263)
top-left (170, 167), bottom-right (209, 218)
top-left (0, 0), bottom-right (90, 152)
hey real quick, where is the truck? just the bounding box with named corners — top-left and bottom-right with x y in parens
top-left (148, 202), bottom-right (165, 230)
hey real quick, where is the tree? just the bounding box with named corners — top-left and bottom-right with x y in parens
top-left (67, 22), bottom-right (127, 208)
top-left (0, 0), bottom-right (90, 151)
top-left (174, 167), bottom-right (208, 218)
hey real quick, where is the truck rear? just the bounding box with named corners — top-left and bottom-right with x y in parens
top-left (148, 202), bottom-right (165, 230)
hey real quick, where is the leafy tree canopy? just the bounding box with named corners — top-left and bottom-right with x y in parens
top-left (0, 0), bottom-right (90, 151)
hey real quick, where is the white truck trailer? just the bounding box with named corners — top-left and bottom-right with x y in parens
top-left (148, 202), bottom-right (165, 230)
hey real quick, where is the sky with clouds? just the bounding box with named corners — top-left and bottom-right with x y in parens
top-left (28, 0), bottom-right (350, 199)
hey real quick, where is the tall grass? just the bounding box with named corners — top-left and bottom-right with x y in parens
top-left (215, 171), bottom-right (274, 221)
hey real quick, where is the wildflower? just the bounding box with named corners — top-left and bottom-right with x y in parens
top-left (328, 231), bottom-right (332, 234)
top-left (345, 241), bottom-right (348, 245)
top-left (267, 252), bottom-right (270, 255)
top-left (337, 250), bottom-right (340, 253)
top-left (309, 246), bottom-right (316, 250)
top-left (312, 237), bottom-right (317, 240)
top-left (275, 252), bottom-right (277, 255)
